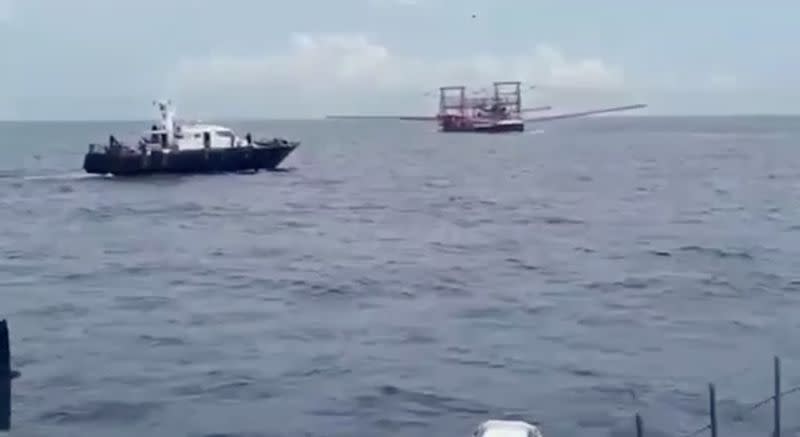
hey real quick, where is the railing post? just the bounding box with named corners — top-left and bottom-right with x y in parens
top-left (1, 319), bottom-right (11, 431)
top-left (774, 356), bottom-right (781, 437)
top-left (0, 321), bottom-right (8, 378)
top-left (709, 383), bottom-right (717, 437)
top-left (635, 413), bottom-right (643, 437)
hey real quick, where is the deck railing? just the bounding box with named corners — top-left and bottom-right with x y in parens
top-left (634, 356), bottom-right (792, 437)
top-left (0, 318), bottom-right (796, 435)
top-left (1, 319), bottom-right (14, 431)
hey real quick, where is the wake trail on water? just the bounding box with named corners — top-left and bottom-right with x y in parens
top-left (0, 170), bottom-right (109, 185)
top-left (21, 172), bottom-right (102, 182)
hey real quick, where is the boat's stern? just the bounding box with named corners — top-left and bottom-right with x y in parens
top-left (83, 144), bottom-right (112, 174)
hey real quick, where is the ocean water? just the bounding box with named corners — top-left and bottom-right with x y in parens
top-left (2, 116), bottom-right (800, 437)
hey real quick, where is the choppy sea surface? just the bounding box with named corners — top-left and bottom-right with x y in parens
top-left (2, 116), bottom-right (800, 437)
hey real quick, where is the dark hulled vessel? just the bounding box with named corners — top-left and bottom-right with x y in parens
top-left (83, 100), bottom-right (299, 176)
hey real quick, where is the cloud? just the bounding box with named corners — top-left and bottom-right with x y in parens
top-left (166, 33), bottom-right (631, 118)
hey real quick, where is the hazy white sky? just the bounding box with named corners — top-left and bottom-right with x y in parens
top-left (1, 0), bottom-right (799, 120)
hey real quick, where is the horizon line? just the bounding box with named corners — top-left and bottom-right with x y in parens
top-left (2, 113), bottom-right (800, 123)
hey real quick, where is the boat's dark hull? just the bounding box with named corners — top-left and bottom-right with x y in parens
top-left (83, 143), bottom-right (297, 176)
top-left (440, 120), bottom-right (525, 133)
top-left (473, 123), bottom-right (525, 133)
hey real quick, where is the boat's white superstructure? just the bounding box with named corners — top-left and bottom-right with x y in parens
top-left (142, 100), bottom-right (251, 152)
top-left (473, 420), bottom-right (544, 437)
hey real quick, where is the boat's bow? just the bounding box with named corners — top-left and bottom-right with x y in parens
top-left (254, 137), bottom-right (300, 149)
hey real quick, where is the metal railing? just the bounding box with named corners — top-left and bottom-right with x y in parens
top-left (1, 318), bottom-right (796, 436)
top-left (1, 319), bottom-right (15, 431)
top-left (635, 356), bottom-right (791, 437)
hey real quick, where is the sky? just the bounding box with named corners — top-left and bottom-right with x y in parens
top-left (1, 0), bottom-right (799, 120)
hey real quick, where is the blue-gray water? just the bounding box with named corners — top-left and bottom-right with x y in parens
top-left (3, 116), bottom-right (800, 437)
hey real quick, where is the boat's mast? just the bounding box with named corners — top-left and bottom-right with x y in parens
top-left (155, 100), bottom-right (176, 146)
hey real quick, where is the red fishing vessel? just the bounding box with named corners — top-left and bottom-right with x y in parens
top-left (327, 80), bottom-right (647, 133)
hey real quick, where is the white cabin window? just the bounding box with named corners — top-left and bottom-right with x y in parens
top-left (216, 131), bottom-right (234, 139)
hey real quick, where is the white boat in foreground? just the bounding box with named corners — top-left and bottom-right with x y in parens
top-left (473, 420), bottom-right (544, 437)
